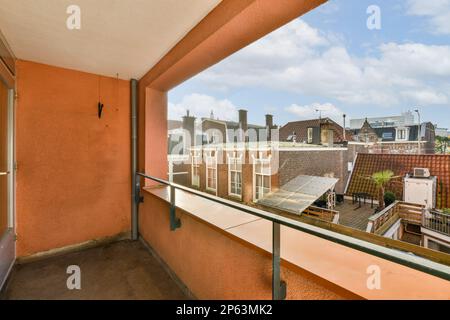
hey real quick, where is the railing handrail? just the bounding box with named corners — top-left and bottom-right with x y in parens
top-left (426, 210), bottom-right (450, 219)
top-left (137, 172), bottom-right (450, 282)
top-left (368, 201), bottom-right (399, 222)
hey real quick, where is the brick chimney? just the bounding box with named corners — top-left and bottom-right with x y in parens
top-left (265, 114), bottom-right (274, 141)
top-left (265, 114), bottom-right (273, 128)
top-left (238, 109), bottom-right (248, 142)
top-left (182, 110), bottom-right (196, 147)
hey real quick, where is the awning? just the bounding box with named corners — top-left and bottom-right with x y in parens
top-left (257, 175), bottom-right (339, 215)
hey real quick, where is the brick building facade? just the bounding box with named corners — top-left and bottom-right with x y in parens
top-left (173, 147), bottom-right (279, 205)
top-left (170, 142), bottom-right (370, 206)
top-left (280, 118), bottom-right (352, 145)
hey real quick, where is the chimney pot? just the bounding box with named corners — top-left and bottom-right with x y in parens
top-left (182, 113), bottom-right (196, 147)
top-left (238, 109), bottom-right (248, 142)
top-left (265, 114), bottom-right (273, 128)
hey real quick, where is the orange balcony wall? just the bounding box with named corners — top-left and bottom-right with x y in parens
top-left (140, 187), bottom-right (450, 299)
top-left (139, 189), bottom-right (356, 300)
top-left (15, 60), bottom-right (131, 257)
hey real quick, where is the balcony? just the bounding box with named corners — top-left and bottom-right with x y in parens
top-left (366, 201), bottom-right (450, 254)
top-left (2, 240), bottom-right (187, 300)
top-left (366, 201), bottom-right (424, 236)
top-left (1, 0), bottom-right (450, 301)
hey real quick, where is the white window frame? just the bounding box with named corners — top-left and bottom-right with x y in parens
top-left (191, 151), bottom-right (201, 187)
top-left (205, 150), bottom-right (218, 194)
top-left (396, 127), bottom-right (408, 141)
top-left (228, 152), bottom-right (243, 199)
top-left (253, 153), bottom-right (272, 201)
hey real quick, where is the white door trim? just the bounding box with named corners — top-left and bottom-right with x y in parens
top-left (0, 86), bottom-right (16, 291)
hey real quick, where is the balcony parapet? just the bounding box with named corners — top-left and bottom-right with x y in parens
top-left (367, 201), bottom-right (424, 235)
top-left (139, 182), bottom-right (450, 299)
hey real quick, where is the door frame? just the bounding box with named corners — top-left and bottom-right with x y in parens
top-left (0, 68), bottom-right (15, 292)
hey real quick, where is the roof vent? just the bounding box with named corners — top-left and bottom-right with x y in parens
top-left (413, 168), bottom-right (430, 178)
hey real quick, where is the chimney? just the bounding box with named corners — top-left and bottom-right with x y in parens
top-left (238, 109), bottom-right (248, 142)
top-left (265, 114), bottom-right (273, 128)
top-left (182, 110), bottom-right (196, 147)
top-left (265, 114), bottom-right (274, 141)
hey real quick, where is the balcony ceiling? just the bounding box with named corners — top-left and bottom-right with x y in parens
top-left (0, 0), bottom-right (222, 79)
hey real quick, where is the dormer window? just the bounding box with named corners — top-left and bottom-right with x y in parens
top-left (396, 128), bottom-right (408, 141)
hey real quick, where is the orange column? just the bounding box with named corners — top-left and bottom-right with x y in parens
top-left (138, 88), bottom-right (168, 185)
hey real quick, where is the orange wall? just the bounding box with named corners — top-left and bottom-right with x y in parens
top-left (16, 60), bottom-right (131, 257)
top-left (141, 191), bottom-right (450, 300)
top-left (140, 193), bottom-right (355, 300)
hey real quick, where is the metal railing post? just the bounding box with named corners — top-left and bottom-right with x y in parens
top-left (272, 222), bottom-right (286, 300)
top-left (170, 185), bottom-right (181, 231)
top-left (132, 173), bottom-right (144, 240)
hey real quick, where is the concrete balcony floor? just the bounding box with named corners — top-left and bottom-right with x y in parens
top-left (1, 240), bottom-right (188, 300)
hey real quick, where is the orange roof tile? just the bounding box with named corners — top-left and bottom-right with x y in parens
top-left (346, 154), bottom-right (450, 208)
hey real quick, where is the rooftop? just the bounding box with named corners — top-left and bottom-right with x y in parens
top-left (279, 118), bottom-right (352, 143)
top-left (346, 154), bottom-right (450, 209)
top-left (336, 201), bottom-right (376, 231)
top-left (189, 141), bottom-right (348, 151)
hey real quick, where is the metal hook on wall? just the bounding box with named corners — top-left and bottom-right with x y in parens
top-left (98, 102), bottom-right (104, 118)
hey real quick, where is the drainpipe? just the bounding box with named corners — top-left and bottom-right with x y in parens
top-left (414, 109), bottom-right (421, 154)
top-left (343, 114), bottom-right (346, 140)
top-left (131, 79), bottom-right (139, 240)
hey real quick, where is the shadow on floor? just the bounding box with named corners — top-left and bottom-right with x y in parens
top-left (2, 240), bottom-right (188, 300)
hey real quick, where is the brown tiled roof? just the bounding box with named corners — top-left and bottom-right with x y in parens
top-left (346, 154), bottom-right (450, 208)
top-left (168, 120), bottom-right (182, 131)
top-left (280, 118), bottom-right (352, 143)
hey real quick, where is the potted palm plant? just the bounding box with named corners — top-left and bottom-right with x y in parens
top-left (364, 170), bottom-right (400, 211)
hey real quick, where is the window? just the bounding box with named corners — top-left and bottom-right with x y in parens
top-left (382, 132), bottom-right (393, 140)
top-left (396, 128), bottom-right (407, 141)
top-left (253, 154), bottom-right (271, 201)
top-left (209, 131), bottom-right (220, 144)
top-left (307, 127), bottom-right (313, 143)
top-left (191, 151), bottom-right (201, 187)
top-left (347, 161), bottom-right (353, 172)
top-left (228, 153), bottom-right (242, 198)
top-left (428, 239), bottom-right (450, 255)
top-left (205, 151), bottom-right (217, 192)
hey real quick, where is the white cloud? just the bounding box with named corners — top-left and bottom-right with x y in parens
top-left (194, 18), bottom-right (450, 108)
top-left (168, 93), bottom-right (240, 121)
top-left (285, 102), bottom-right (343, 123)
top-left (378, 42), bottom-right (450, 78)
top-left (407, 0), bottom-right (450, 35)
top-left (317, 1), bottom-right (339, 15)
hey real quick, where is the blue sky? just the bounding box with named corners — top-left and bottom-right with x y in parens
top-left (169, 0), bottom-right (450, 129)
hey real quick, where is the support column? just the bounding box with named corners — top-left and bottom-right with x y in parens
top-left (142, 87), bottom-right (168, 185)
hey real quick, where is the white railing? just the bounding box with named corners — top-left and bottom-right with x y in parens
top-left (423, 210), bottom-right (450, 236)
